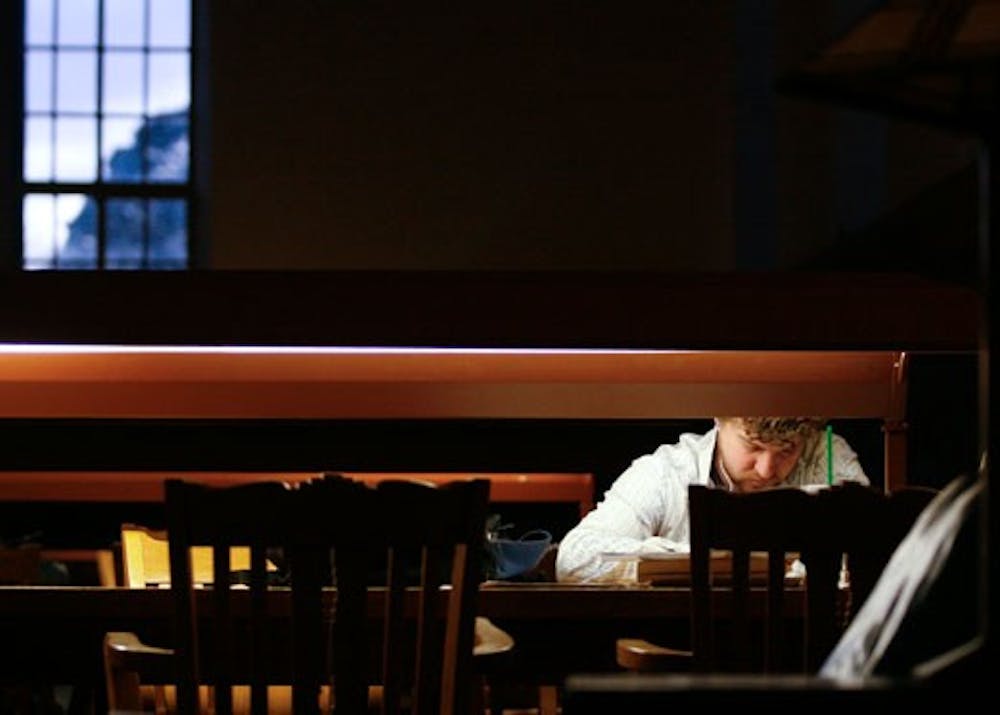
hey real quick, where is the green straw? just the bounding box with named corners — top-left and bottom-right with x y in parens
top-left (826, 424), bottom-right (834, 485)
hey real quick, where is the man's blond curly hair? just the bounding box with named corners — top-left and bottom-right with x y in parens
top-left (719, 417), bottom-right (826, 448)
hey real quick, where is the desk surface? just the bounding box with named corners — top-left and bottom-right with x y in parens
top-left (0, 583), bottom-right (692, 620)
top-left (0, 584), bottom-right (801, 684)
top-left (0, 582), bottom-right (795, 620)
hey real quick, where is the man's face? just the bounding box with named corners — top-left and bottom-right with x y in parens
top-left (716, 419), bottom-right (806, 492)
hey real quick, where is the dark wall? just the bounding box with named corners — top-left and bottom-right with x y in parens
top-left (205, 1), bottom-right (736, 270)
top-left (200, 1), bottom-right (977, 277)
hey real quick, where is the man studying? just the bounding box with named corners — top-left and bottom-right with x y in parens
top-left (556, 417), bottom-right (869, 583)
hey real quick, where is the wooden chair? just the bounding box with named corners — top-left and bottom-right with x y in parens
top-left (616, 482), bottom-right (936, 673)
top-left (114, 524), bottom-right (282, 713)
top-left (341, 472), bottom-right (596, 518)
top-left (105, 474), bottom-right (495, 714)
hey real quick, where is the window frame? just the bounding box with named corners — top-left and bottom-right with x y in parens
top-left (2, 0), bottom-right (200, 270)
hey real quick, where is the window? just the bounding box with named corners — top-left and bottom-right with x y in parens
top-left (17, 0), bottom-right (192, 270)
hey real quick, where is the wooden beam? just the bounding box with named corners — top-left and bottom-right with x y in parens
top-left (0, 347), bottom-right (906, 420)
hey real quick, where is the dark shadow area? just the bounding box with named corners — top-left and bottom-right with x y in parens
top-left (803, 163), bottom-right (979, 290)
top-left (905, 352), bottom-right (980, 489)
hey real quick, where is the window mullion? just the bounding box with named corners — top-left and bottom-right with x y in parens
top-left (97, 0), bottom-right (106, 269)
top-left (142, 0), bottom-right (151, 268)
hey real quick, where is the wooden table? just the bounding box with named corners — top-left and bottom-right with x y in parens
top-left (0, 583), bottom-right (801, 685)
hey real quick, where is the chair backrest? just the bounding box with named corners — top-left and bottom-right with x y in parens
top-left (166, 474), bottom-right (490, 715)
top-left (687, 482), bottom-right (935, 674)
top-left (821, 475), bottom-right (983, 681)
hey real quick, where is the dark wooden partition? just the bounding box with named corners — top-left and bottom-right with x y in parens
top-left (0, 270), bottom-right (979, 558)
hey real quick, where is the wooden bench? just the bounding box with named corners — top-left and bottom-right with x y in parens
top-left (0, 470), bottom-right (594, 516)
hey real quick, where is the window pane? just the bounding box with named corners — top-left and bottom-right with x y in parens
top-left (150, 0), bottom-right (190, 48)
top-left (24, 116), bottom-right (53, 181)
top-left (54, 116), bottom-right (97, 181)
top-left (149, 198), bottom-right (187, 267)
top-left (148, 51), bottom-right (189, 114)
top-left (56, 49), bottom-right (97, 112)
top-left (103, 50), bottom-right (144, 114)
top-left (59, 193), bottom-right (98, 268)
top-left (145, 112), bottom-right (189, 183)
top-left (26, 0), bottom-right (54, 46)
top-left (104, 198), bottom-right (188, 269)
top-left (102, 116), bottom-right (144, 182)
top-left (22, 193), bottom-right (56, 269)
top-left (22, 193), bottom-right (92, 269)
top-left (57, 0), bottom-right (98, 46)
top-left (106, 198), bottom-right (145, 268)
top-left (104, 0), bottom-right (145, 48)
top-left (25, 50), bottom-right (53, 112)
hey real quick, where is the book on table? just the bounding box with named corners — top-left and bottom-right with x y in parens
top-left (602, 550), bottom-right (795, 585)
